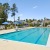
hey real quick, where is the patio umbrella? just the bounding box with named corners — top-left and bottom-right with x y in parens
top-left (2, 22), bottom-right (11, 25)
top-left (13, 21), bottom-right (22, 25)
top-left (2, 22), bottom-right (11, 29)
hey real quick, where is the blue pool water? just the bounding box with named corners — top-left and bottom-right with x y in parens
top-left (0, 28), bottom-right (50, 45)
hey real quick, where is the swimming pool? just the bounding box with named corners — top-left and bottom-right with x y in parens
top-left (0, 28), bottom-right (50, 45)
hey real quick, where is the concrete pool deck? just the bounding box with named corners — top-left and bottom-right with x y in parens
top-left (0, 39), bottom-right (50, 50)
top-left (47, 34), bottom-right (50, 47)
top-left (0, 27), bottom-right (34, 34)
top-left (0, 29), bottom-right (16, 34)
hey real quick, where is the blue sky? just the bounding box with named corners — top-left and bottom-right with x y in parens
top-left (0, 0), bottom-right (50, 21)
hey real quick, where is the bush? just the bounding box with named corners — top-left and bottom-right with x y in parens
top-left (43, 23), bottom-right (48, 27)
top-left (29, 23), bottom-right (33, 27)
top-left (17, 24), bottom-right (24, 28)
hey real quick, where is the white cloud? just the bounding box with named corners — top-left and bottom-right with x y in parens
top-left (33, 6), bottom-right (38, 9)
top-left (19, 14), bottom-right (23, 17)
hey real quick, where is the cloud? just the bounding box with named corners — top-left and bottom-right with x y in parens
top-left (33, 6), bottom-right (38, 9)
top-left (19, 14), bottom-right (23, 16)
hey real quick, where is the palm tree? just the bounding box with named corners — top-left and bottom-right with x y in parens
top-left (44, 17), bottom-right (46, 27)
top-left (18, 16), bottom-right (20, 21)
top-left (11, 3), bottom-right (18, 28)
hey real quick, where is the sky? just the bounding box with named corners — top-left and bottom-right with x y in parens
top-left (0, 0), bottom-right (50, 21)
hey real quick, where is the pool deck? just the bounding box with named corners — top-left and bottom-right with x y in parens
top-left (0, 29), bottom-right (16, 34)
top-left (0, 27), bottom-right (34, 34)
top-left (47, 34), bottom-right (50, 47)
top-left (0, 27), bottom-right (50, 50)
top-left (0, 39), bottom-right (50, 50)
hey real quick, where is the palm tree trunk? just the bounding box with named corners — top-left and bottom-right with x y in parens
top-left (44, 19), bottom-right (45, 27)
top-left (14, 16), bottom-right (15, 22)
top-left (14, 16), bottom-right (16, 28)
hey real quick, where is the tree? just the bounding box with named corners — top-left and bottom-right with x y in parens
top-left (33, 19), bottom-right (36, 21)
top-left (18, 16), bottom-right (20, 21)
top-left (38, 20), bottom-right (41, 22)
top-left (11, 3), bottom-right (18, 28)
top-left (3, 3), bottom-right (10, 16)
top-left (11, 3), bottom-right (18, 22)
top-left (44, 17), bottom-right (46, 27)
top-left (0, 3), bottom-right (10, 24)
top-left (45, 23), bottom-right (48, 27)
top-left (0, 3), bottom-right (3, 14)
top-left (28, 19), bottom-right (33, 23)
top-left (26, 19), bottom-right (28, 22)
